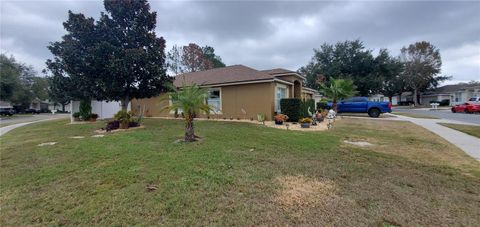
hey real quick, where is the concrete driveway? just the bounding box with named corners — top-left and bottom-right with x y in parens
top-left (393, 107), bottom-right (480, 125)
top-left (0, 114), bottom-right (69, 136)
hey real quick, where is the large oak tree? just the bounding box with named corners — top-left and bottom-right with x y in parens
top-left (400, 41), bottom-right (447, 105)
top-left (299, 40), bottom-right (390, 96)
top-left (47, 0), bottom-right (171, 110)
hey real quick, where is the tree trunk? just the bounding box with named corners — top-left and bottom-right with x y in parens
top-left (388, 96), bottom-right (393, 103)
top-left (184, 113), bottom-right (196, 142)
top-left (413, 88), bottom-right (419, 106)
top-left (62, 104), bottom-right (65, 112)
top-left (332, 98), bottom-right (337, 112)
top-left (121, 97), bottom-right (130, 111)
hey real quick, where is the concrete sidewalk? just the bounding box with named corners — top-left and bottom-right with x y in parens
top-left (391, 114), bottom-right (480, 160)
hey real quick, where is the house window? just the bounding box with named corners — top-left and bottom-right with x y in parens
top-left (275, 86), bottom-right (287, 113)
top-left (169, 96), bottom-right (183, 114)
top-left (207, 88), bottom-right (221, 113)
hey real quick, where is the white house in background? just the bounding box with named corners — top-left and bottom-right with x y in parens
top-left (369, 82), bottom-right (480, 106)
top-left (368, 94), bottom-right (398, 105)
top-left (422, 82), bottom-right (480, 105)
top-left (70, 100), bottom-right (129, 122)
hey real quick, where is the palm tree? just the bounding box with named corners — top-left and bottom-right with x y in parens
top-left (163, 84), bottom-right (214, 142)
top-left (320, 79), bottom-right (357, 111)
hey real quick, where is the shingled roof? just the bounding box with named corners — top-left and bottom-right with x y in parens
top-left (173, 65), bottom-right (282, 87)
top-left (261, 68), bottom-right (296, 75)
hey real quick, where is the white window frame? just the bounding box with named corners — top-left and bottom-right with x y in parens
top-left (169, 95), bottom-right (183, 114)
top-left (207, 88), bottom-right (222, 114)
top-left (275, 84), bottom-right (289, 113)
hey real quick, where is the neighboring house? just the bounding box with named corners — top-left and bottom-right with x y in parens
top-left (421, 82), bottom-right (480, 105)
top-left (368, 94), bottom-right (398, 105)
top-left (70, 100), bottom-right (127, 121)
top-left (29, 98), bottom-right (49, 111)
top-left (371, 82), bottom-right (480, 106)
top-left (0, 100), bottom-right (13, 109)
top-left (131, 65), bottom-right (317, 121)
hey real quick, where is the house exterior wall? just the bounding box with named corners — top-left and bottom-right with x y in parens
top-left (276, 75), bottom-right (303, 98)
top-left (131, 93), bottom-right (170, 118)
top-left (221, 82), bottom-right (275, 120)
top-left (131, 82), bottom-right (277, 120)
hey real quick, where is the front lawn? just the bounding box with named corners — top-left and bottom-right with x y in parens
top-left (439, 123), bottom-right (480, 138)
top-left (1, 118), bottom-right (479, 226)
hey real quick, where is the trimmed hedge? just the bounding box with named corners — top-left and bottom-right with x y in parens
top-left (280, 98), bottom-right (301, 122)
top-left (300, 99), bottom-right (315, 118)
top-left (316, 100), bottom-right (329, 110)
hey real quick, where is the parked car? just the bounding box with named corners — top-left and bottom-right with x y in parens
top-left (328, 97), bottom-right (392, 118)
top-left (465, 103), bottom-right (480, 114)
top-left (467, 97), bottom-right (480, 103)
top-left (24, 108), bottom-right (41, 114)
top-left (397, 100), bottom-right (414, 106)
top-left (451, 103), bottom-right (469, 113)
top-left (0, 107), bottom-right (16, 116)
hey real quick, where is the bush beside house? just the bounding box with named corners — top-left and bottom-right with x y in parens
top-left (280, 98), bottom-right (301, 122)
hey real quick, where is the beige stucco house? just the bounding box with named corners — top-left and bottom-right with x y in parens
top-left (131, 65), bottom-right (317, 120)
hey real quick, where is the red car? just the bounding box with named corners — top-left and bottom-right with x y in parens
top-left (465, 103), bottom-right (480, 113)
top-left (451, 103), bottom-right (469, 113)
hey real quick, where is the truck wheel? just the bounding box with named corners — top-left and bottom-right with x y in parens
top-left (368, 108), bottom-right (380, 118)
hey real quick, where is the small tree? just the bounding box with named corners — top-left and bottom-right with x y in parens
top-left (181, 43), bottom-right (208, 72)
top-left (320, 79), bottom-right (357, 111)
top-left (400, 41), bottom-right (444, 106)
top-left (163, 85), bottom-right (213, 142)
top-left (167, 45), bottom-right (184, 75)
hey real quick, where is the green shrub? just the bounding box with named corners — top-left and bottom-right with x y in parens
top-left (316, 100), bottom-right (329, 110)
top-left (439, 99), bottom-right (450, 106)
top-left (114, 110), bottom-right (131, 124)
top-left (79, 100), bottom-right (92, 120)
top-left (280, 98), bottom-right (301, 122)
top-left (72, 112), bottom-right (81, 118)
top-left (300, 99), bottom-right (315, 118)
top-left (257, 113), bottom-right (265, 124)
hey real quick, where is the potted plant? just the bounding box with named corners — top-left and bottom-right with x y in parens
top-left (274, 114), bottom-right (288, 125)
top-left (89, 113), bottom-right (99, 122)
top-left (315, 112), bottom-right (324, 123)
top-left (299, 118), bottom-right (313, 128)
top-left (72, 112), bottom-right (81, 121)
top-left (114, 110), bottom-right (131, 129)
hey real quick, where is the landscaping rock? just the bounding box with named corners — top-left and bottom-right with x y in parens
top-left (91, 135), bottom-right (104, 138)
top-left (38, 142), bottom-right (57, 146)
top-left (343, 140), bottom-right (373, 147)
top-left (69, 136), bottom-right (85, 139)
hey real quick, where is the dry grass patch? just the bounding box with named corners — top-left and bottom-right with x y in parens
top-left (274, 175), bottom-right (337, 217)
top-left (335, 119), bottom-right (479, 175)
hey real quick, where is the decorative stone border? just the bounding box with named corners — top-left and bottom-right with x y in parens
top-left (147, 117), bottom-right (333, 132)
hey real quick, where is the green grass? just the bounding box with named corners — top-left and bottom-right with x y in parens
top-left (1, 118), bottom-right (479, 226)
top-left (392, 112), bottom-right (439, 119)
top-left (439, 123), bottom-right (480, 138)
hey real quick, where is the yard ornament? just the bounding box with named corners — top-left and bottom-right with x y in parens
top-left (327, 109), bottom-right (337, 130)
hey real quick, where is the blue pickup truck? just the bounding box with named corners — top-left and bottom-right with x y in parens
top-left (328, 97), bottom-right (392, 118)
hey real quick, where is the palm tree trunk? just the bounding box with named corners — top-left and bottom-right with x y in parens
top-left (185, 113), bottom-right (196, 142)
top-left (332, 97), bottom-right (338, 112)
